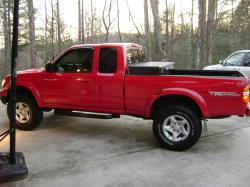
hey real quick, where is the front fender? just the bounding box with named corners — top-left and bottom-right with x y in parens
top-left (14, 81), bottom-right (44, 107)
top-left (144, 87), bottom-right (210, 118)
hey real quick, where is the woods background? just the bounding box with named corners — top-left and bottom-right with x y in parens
top-left (0, 0), bottom-right (249, 79)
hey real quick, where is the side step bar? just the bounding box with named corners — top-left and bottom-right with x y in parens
top-left (54, 110), bottom-right (120, 119)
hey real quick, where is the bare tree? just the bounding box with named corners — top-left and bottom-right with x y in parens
top-left (90, 0), bottom-right (94, 42)
top-left (44, 0), bottom-right (48, 61)
top-left (169, 4), bottom-right (175, 61)
top-left (78, 0), bottom-right (82, 43)
top-left (81, 0), bottom-right (85, 43)
top-left (188, 0), bottom-right (195, 68)
top-left (144, 0), bottom-right (151, 60)
top-left (165, 0), bottom-right (169, 60)
top-left (117, 0), bottom-right (122, 42)
top-left (51, 0), bottom-right (55, 57)
top-left (150, 0), bottom-right (162, 60)
top-left (126, 0), bottom-right (143, 40)
top-left (206, 0), bottom-right (217, 65)
top-left (196, 0), bottom-right (207, 68)
top-left (27, 0), bottom-right (36, 68)
top-left (3, 0), bottom-right (11, 75)
top-left (102, 0), bottom-right (116, 42)
top-left (56, 0), bottom-right (61, 52)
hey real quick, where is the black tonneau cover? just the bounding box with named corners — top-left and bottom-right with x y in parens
top-left (128, 62), bottom-right (243, 77)
top-left (165, 69), bottom-right (243, 77)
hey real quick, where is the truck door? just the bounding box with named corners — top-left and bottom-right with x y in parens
top-left (41, 48), bottom-right (95, 109)
top-left (94, 47), bottom-right (125, 113)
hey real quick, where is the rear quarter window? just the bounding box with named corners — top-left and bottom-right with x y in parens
top-left (98, 48), bottom-right (117, 73)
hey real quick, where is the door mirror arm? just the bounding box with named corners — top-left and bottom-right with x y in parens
top-left (45, 62), bottom-right (54, 73)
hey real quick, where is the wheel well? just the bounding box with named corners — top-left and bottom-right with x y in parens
top-left (6, 86), bottom-right (37, 105)
top-left (151, 95), bottom-right (203, 119)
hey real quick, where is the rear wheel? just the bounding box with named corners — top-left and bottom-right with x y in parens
top-left (153, 105), bottom-right (202, 151)
top-left (7, 95), bottom-right (43, 131)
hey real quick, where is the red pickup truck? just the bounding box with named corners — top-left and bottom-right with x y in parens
top-left (1, 43), bottom-right (250, 150)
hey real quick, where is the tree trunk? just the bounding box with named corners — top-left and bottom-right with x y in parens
top-left (206, 0), bottom-right (217, 65)
top-left (196, 0), bottom-right (207, 68)
top-left (51, 0), bottom-right (54, 58)
top-left (188, 0), bottom-right (195, 69)
top-left (56, 0), bottom-right (61, 52)
top-left (102, 0), bottom-right (115, 43)
top-left (44, 0), bottom-right (48, 62)
top-left (81, 0), bottom-right (85, 43)
top-left (90, 0), bottom-right (94, 42)
top-left (144, 0), bottom-right (151, 61)
top-left (78, 0), bottom-right (82, 43)
top-left (117, 0), bottom-right (122, 42)
top-left (3, 0), bottom-right (11, 76)
top-left (149, 0), bottom-right (162, 61)
top-left (165, 0), bottom-right (169, 60)
top-left (27, 0), bottom-right (36, 68)
top-left (170, 4), bottom-right (175, 61)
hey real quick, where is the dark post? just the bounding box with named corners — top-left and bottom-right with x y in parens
top-left (0, 0), bottom-right (28, 183)
top-left (9, 0), bottom-right (20, 165)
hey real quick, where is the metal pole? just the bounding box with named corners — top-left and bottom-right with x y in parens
top-left (9, 0), bottom-right (20, 165)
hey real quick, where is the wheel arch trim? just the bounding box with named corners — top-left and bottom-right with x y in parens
top-left (6, 81), bottom-right (44, 107)
top-left (145, 88), bottom-right (210, 118)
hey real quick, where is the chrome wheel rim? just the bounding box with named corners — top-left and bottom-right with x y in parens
top-left (16, 102), bottom-right (31, 124)
top-left (162, 115), bottom-right (191, 142)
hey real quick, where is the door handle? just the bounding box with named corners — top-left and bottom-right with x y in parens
top-left (77, 79), bottom-right (90, 83)
top-left (43, 78), bottom-right (57, 81)
top-left (81, 79), bottom-right (89, 83)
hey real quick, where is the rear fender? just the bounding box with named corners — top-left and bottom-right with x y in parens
top-left (145, 88), bottom-right (210, 118)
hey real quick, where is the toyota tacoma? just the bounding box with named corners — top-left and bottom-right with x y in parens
top-left (1, 43), bottom-right (250, 150)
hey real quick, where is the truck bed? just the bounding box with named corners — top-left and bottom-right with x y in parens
top-left (165, 69), bottom-right (244, 77)
top-left (128, 62), bottom-right (243, 77)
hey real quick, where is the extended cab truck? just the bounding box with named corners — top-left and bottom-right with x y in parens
top-left (1, 43), bottom-right (250, 151)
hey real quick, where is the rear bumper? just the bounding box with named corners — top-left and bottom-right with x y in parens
top-left (0, 88), bottom-right (8, 104)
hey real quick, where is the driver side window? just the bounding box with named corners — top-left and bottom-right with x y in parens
top-left (224, 52), bottom-right (245, 66)
top-left (55, 48), bottom-right (94, 73)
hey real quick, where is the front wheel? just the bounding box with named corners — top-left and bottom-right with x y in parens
top-left (7, 95), bottom-right (43, 131)
top-left (153, 105), bottom-right (202, 151)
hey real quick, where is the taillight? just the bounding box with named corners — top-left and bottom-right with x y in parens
top-left (243, 85), bottom-right (250, 104)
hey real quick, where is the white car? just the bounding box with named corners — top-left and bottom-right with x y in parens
top-left (203, 50), bottom-right (250, 78)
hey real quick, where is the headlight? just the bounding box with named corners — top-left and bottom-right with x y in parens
top-left (1, 79), bottom-right (6, 88)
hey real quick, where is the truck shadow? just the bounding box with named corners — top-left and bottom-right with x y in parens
top-left (36, 112), bottom-right (158, 148)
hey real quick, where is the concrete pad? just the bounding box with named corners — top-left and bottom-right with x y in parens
top-left (0, 103), bottom-right (250, 187)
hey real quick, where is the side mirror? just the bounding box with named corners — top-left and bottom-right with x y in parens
top-left (45, 62), bottom-right (54, 73)
top-left (219, 60), bottom-right (223, 65)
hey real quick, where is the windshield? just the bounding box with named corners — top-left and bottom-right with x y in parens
top-left (127, 48), bottom-right (146, 64)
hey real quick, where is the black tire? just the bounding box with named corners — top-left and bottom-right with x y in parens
top-left (153, 105), bottom-right (202, 151)
top-left (7, 95), bottom-right (43, 131)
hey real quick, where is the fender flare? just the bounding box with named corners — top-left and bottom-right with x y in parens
top-left (13, 81), bottom-right (44, 107)
top-left (145, 88), bottom-right (210, 118)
